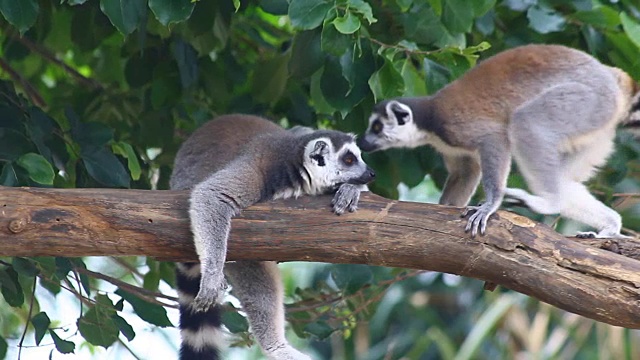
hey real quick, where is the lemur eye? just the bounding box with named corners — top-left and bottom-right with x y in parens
top-left (371, 120), bottom-right (383, 134)
top-left (342, 152), bottom-right (357, 166)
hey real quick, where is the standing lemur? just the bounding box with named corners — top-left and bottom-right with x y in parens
top-left (170, 115), bottom-right (375, 360)
top-left (358, 44), bottom-right (640, 238)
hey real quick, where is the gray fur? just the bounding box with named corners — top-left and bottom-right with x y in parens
top-left (171, 114), bottom-right (374, 360)
top-left (358, 44), bottom-right (640, 238)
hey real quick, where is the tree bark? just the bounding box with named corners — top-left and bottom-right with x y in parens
top-left (2, 186), bottom-right (640, 329)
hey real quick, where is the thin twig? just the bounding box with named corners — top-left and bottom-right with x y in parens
top-left (367, 37), bottom-right (442, 56)
top-left (73, 266), bottom-right (179, 306)
top-left (18, 276), bottom-right (38, 359)
top-left (8, 31), bottom-right (103, 90)
top-left (117, 337), bottom-right (143, 360)
top-left (0, 57), bottom-right (46, 107)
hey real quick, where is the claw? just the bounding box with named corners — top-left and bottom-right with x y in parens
top-left (462, 203), bottom-right (495, 237)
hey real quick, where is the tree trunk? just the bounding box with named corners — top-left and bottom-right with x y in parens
top-left (1, 186), bottom-right (640, 328)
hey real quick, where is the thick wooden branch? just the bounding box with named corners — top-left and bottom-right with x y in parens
top-left (2, 186), bottom-right (640, 329)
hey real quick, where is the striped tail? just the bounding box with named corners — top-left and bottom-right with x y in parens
top-left (176, 263), bottom-right (224, 360)
top-left (628, 90), bottom-right (640, 124)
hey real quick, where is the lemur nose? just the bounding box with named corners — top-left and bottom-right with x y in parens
top-left (367, 167), bottom-right (376, 178)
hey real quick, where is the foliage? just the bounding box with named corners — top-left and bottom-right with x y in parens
top-left (1, 0), bottom-right (640, 358)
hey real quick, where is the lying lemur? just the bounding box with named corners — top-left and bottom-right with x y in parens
top-left (359, 44), bottom-right (640, 238)
top-left (170, 115), bottom-right (375, 359)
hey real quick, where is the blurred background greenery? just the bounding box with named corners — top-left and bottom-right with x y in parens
top-left (1, 0), bottom-right (640, 358)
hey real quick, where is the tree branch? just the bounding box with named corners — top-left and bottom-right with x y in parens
top-left (1, 186), bottom-right (640, 329)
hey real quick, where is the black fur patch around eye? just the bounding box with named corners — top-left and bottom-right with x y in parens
top-left (311, 154), bottom-right (326, 166)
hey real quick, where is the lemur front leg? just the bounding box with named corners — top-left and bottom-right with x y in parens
top-left (332, 183), bottom-right (367, 215)
top-left (439, 154), bottom-right (482, 207)
top-left (463, 134), bottom-right (511, 236)
top-left (189, 174), bottom-right (244, 312)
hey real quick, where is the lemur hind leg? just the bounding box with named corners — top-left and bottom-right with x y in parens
top-left (507, 82), bottom-right (624, 238)
top-left (225, 261), bottom-right (312, 360)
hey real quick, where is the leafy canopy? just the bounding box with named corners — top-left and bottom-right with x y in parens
top-left (0, 0), bottom-right (639, 358)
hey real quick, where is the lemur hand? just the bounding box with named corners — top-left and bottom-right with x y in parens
top-left (462, 202), bottom-right (497, 237)
top-left (192, 276), bottom-right (227, 313)
top-left (331, 183), bottom-right (361, 215)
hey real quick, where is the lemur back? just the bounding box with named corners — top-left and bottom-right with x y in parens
top-left (171, 115), bottom-right (374, 360)
top-left (359, 44), bottom-right (640, 238)
top-left (170, 115), bottom-right (285, 190)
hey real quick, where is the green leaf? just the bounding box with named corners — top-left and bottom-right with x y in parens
top-left (402, 5), bottom-right (451, 46)
top-left (304, 320), bottom-right (334, 339)
top-left (396, 0), bottom-right (413, 12)
top-left (401, 59), bottom-right (427, 96)
top-left (172, 38), bottom-right (199, 88)
top-left (368, 59), bottom-right (404, 102)
top-left (149, 0), bottom-right (195, 26)
top-left (321, 18), bottom-right (351, 56)
top-left (424, 58), bottom-right (451, 93)
top-left (112, 314), bottom-right (136, 341)
top-left (49, 329), bottom-right (75, 354)
top-left (115, 288), bottom-right (173, 327)
top-left (252, 53), bottom-right (291, 105)
top-left (0, 129), bottom-right (34, 161)
top-left (330, 264), bottom-right (373, 295)
top-left (111, 142), bottom-right (141, 181)
top-left (0, 163), bottom-right (18, 186)
top-left (143, 262), bottom-right (160, 291)
top-left (0, 268), bottom-right (16, 293)
top-left (290, 30), bottom-right (325, 78)
top-left (442, 0), bottom-right (474, 33)
top-left (12, 258), bottom-right (39, 277)
top-left (16, 153), bottom-right (55, 185)
top-left (233, 0), bottom-right (241, 12)
top-left (527, 5), bottom-right (565, 34)
top-left (0, 336), bottom-right (6, 359)
top-left (78, 294), bottom-right (119, 348)
top-left (0, 0), bottom-right (39, 34)
top-left (99, 0), bottom-right (146, 35)
top-left (2, 267), bottom-right (24, 307)
top-left (471, 0), bottom-right (496, 17)
top-left (333, 12), bottom-right (361, 34)
top-left (82, 148), bottom-right (131, 188)
top-left (621, 12), bottom-right (640, 49)
top-left (221, 309), bottom-right (249, 333)
top-left (288, 0), bottom-right (333, 30)
top-left (571, 7), bottom-right (620, 29)
top-left (349, 0), bottom-right (376, 24)
top-left (31, 312), bottom-right (51, 345)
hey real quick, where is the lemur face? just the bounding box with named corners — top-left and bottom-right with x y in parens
top-left (303, 135), bottom-right (375, 194)
top-left (357, 100), bottom-right (422, 152)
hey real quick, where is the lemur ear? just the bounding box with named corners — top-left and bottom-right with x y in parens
top-left (386, 101), bottom-right (412, 125)
top-left (310, 140), bottom-right (329, 167)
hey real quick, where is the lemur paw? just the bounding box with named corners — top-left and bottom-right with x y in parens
top-left (462, 204), bottom-right (495, 237)
top-left (576, 231), bottom-right (631, 239)
top-left (331, 184), bottom-right (361, 215)
top-left (192, 279), bottom-right (227, 312)
top-left (576, 231), bottom-right (596, 239)
top-left (267, 346), bottom-right (313, 360)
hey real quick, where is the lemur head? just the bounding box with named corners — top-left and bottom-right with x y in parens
top-left (303, 132), bottom-right (375, 194)
top-left (357, 100), bottom-right (424, 152)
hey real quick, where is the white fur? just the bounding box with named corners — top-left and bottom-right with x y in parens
top-left (176, 263), bottom-right (201, 279)
top-left (301, 138), bottom-right (367, 195)
top-left (181, 326), bottom-right (227, 351)
top-left (369, 101), bottom-right (476, 157)
top-left (272, 186), bottom-right (305, 200)
top-left (177, 290), bottom-right (195, 307)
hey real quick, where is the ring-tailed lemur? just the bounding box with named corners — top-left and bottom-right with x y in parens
top-left (358, 44), bottom-right (640, 238)
top-left (170, 114), bottom-right (375, 360)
